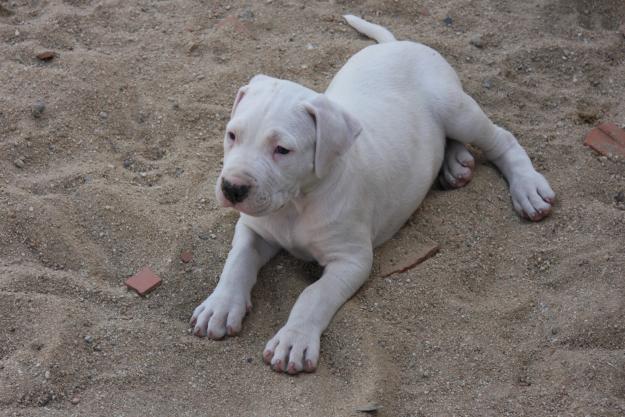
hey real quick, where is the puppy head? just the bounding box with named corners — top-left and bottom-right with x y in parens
top-left (216, 75), bottom-right (362, 216)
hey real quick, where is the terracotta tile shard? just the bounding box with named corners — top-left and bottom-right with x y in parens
top-left (125, 267), bottom-right (162, 296)
top-left (378, 241), bottom-right (440, 278)
top-left (180, 250), bottom-right (193, 263)
top-left (584, 123), bottom-right (625, 158)
top-left (36, 51), bottom-right (56, 61)
top-left (215, 15), bottom-right (252, 36)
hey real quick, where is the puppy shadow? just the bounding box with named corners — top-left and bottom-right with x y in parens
top-left (251, 251), bottom-right (324, 323)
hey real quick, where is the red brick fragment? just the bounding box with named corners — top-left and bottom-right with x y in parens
top-left (584, 123), bottom-right (625, 159)
top-left (215, 15), bottom-right (252, 36)
top-left (379, 241), bottom-right (439, 278)
top-left (125, 267), bottom-right (161, 296)
top-left (180, 250), bottom-right (193, 263)
top-left (36, 51), bottom-right (56, 61)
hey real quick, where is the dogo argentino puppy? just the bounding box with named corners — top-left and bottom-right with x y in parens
top-left (191, 15), bottom-right (555, 374)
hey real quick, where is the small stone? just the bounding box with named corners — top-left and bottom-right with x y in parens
top-left (36, 51), bottom-right (56, 61)
top-left (44, 370), bottom-right (51, 379)
top-left (123, 159), bottom-right (134, 168)
top-left (615, 191), bottom-right (625, 203)
top-left (483, 79), bottom-right (492, 89)
top-left (355, 402), bottom-right (382, 413)
top-left (99, 111), bottom-right (108, 119)
top-left (245, 357), bottom-right (253, 363)
top-left (84, 335), bottom-right (94, 344)
top-left (93, 345), bottom-right (102, 351)
top-left (306, 43), bottom-right (316, 50)
top-left (239, 9), bottom-right (254, 21)
top-left (180, 251), bottom-right (193, 263)
top-left (443, 16), bottom-right (453, 26)
top-left (469, 34), bottom-right (483, 48)
top-left (577, 109), bottom-right (598, 124)
top-left (32, 99), bottom-right (45, 118)
top-left (14, 158), bottom-right (25, 168)
top-left (70, 397), bottom-right (80, 405)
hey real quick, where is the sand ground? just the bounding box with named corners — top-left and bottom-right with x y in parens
top-left (1, 0), bottom-right (625, 416)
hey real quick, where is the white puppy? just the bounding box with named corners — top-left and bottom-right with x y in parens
top-left (191, 16), bottom-right (555, 374)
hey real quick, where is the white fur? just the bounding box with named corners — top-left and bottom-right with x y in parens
top-left (191, 16), bottom-right (555, 374)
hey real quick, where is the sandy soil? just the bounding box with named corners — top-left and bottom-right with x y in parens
top-left (2, 0), bottom-right (625, 416)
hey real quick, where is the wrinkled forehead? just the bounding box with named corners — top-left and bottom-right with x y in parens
top-left (230, 78), bottom-right (314, 141)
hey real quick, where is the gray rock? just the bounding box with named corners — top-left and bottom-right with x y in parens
top-left (239, 9), bottom-right (254, 21)
top-left (32, 99), bottom-right (45, 118)
top-left (470, 34), bottom-right (483, 48)
top-left (84, 335), bottom-right (94, 344)
top-left (14, 157), bottom-right (25, 168)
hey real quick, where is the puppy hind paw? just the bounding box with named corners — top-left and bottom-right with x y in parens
top-left (439, 143), bottom-right (475, 190)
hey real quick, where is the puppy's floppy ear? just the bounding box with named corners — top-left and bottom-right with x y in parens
top-left (303, 94), bottom-right (362, 178)
top-left (230, 85), bottom-right (249, 118)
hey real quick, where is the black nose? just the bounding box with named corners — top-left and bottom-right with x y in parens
top-left (221, 178), bottom-right (250, 204)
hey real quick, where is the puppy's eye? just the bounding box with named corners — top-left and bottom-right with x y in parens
top-left (227, 132), bottom-right (236, 141)
top-left (274, 146), bottom-right (290, 155)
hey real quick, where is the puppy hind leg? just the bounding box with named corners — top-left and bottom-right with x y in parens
top-left (442, 92), bottom-right (555, 221)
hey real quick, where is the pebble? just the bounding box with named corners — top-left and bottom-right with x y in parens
top-left (84, 335), bottom-right (94, 344)
top-left (36, 51), bottom-right (56, 61)
top-left (239, 9), bottom-right (254, 21)
top-left (615, 191), bottom-right (625, 203)
top-left (483, 79), bottom-right (492, 89)
top-left (443, 16), bottom-right (453, 26)
top-left (31, 99), bottom-right (46, 118)
top-left (469, 34), bottom-right (483, 48)
top-left (14, 157), bottom-right (25, 168)
top-left (71, 397), bottom-right (80, 405)
top-left (44, 370), bottom-right (51, 379)
top-left (180, 251), bottom-right (193, 263)
top-left (99, 111), bottom-right (108, 119)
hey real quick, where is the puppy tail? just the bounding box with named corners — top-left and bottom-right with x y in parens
top-left (343, 15), bottom-right (396, 43)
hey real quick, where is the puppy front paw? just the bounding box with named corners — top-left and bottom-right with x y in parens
top-left (263, 325), bottom-right (321, 375)
top-left (190, 292), bottom-right (251, 339)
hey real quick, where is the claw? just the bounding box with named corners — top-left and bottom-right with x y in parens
top-left (287, 362), bottom-right (298, 375)
top-left (304, 359), bottom-right (316, 373)
top-left (272, 359), bottom-right (283, 372)
top-left (263, 350), bottom-right (273, 364)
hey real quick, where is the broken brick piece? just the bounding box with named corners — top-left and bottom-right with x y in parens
top-left (180, 250), bottom-right (193, 263)
top-left (36, 51), bottom-right (56, 61)
top-left (125, 267), bottom-right (161, 296)
top-left (378, 241), bottom-right (440, 278)
top-left (584, 123), bottom-right (625, 159)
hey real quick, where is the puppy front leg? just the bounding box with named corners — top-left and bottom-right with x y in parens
top-left (263, 251), bottom-right (373, 374)
top-left (191, 220), bottom-right (279, 339)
